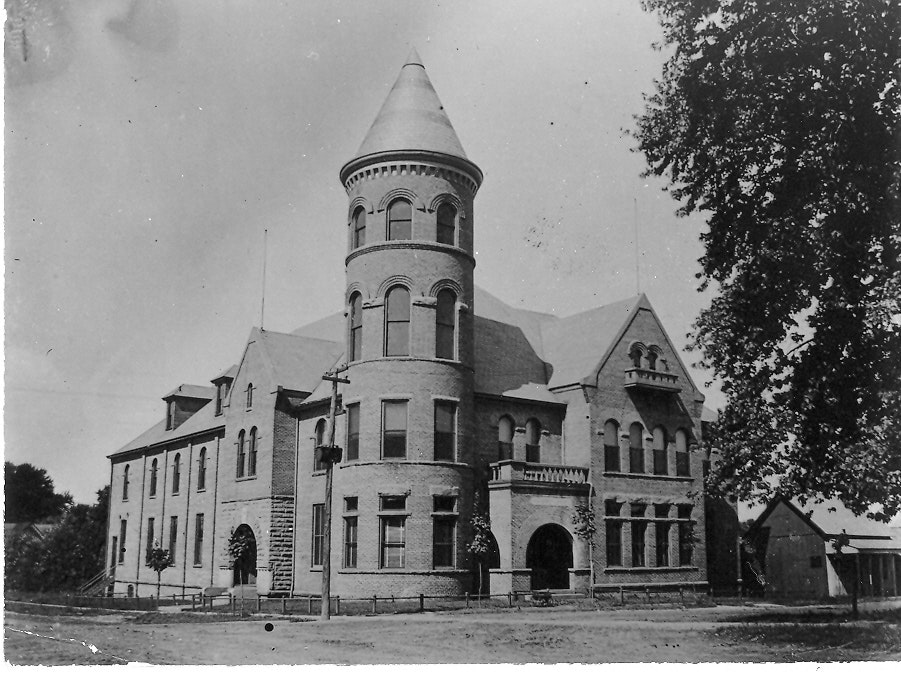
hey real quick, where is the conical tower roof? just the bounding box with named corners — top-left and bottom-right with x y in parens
top-left (354, 48), bottom-right (469, 161)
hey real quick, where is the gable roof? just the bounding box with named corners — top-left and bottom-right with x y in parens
top-left (110, 394), bottom-right (222, 458)
top-left (753, 496), bottom-right (898, 544)
top-left (162, 384), bottom-right (215, 400)
top-left (256, 329), bottom-right (344, 395)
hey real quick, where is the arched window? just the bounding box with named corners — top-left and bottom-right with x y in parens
top-left (172, 453), bottom-right (181, 494)
top-left (236, 430), bottom-right (246, 478)
top-left (435, 289), bottom-right (456, 359)
top-left (245, 383), bottom-right (253, 409)
top-left (647, 349), bottom-right (659, 371)
top-left (123, 465), bottom-right (130, 501)
top-left (629, 422), bottom-right (645, 474)
top-left (436, 203), bottom-right (456, 245)
top-left (352, 206), bottom-right (366, 248)
top-left (525, 418), bottom-right (541, 463)
top-left (385, 286), bottom-right (411, 356)
top-left (197, 448), bottom-right (207, 491)
top-left (498, 416), bottom-right (514, 461)
top-left (388, 199), bottom-right (412, 240)
top-left (675, 429), bottom-right (691, 477)
top-left (349, 293), bottom-right (363, 362)
top-left (248, 427), bottom-right (258, 476)
top-left (629, 345), bottom-right (644, 369)
top-left (314, 419), bottom-right (328, 471)
top-left (149, 458), bottom-right (158, 496)
top-left (603, 420), bottom-right (620, 472)
top-left (653, 426), bottom-right (668, 475)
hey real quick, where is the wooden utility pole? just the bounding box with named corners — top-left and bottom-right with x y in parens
top-left (317, 365), bottom-right (349, 620)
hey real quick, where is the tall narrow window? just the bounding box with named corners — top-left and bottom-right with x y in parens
top-left (653, 426), bottom-right (668, 475)
top-left (123, 465), bottom-right (130, 501)
top-left (311, 504), bottom-right (325, 566)
top-left (435, 289), bottom-right (456, 359)
top-left (436, 203), bottom-right (456, 245)
top-left (118, 520), bottom-right (127, 564)
top-left (631, 521), bottom-right (647, 568)
top-left (498, 415), bottom-right (514, 461)
top-left (604, 420), bottom-right (620, 472)
top-left (385, 286), bottom-right (411, 356)
top-left (248, 428), bottom-right (258, 476)
top-left (434, 400), bottom-right (457, 461)
top-left (215, 382), bottom-right (225, 416)
top-left (349, 293), bottom-right (363, 361)
top-left (344, 497), bottom-right (358, 568)
top-left (388, 198), bottom-right (412, 240)
top-left (380, 495), bottom-right (407, 568)
top-left (433, 518), bottom-right (456, 568)
top-left (606, 521), bottom-right (622, 566)
top-left (172, 454), bottom-right (181, 494)
top-left (629, 422), bottom-right (645, 474)
top-left (169, 516), bottom-right (178, 564)
top-left (314, 419), bottom-right (328, 471)
top-left (352, 206), bottom-right (366, 248)
top-left (525, 418), bottom-right (541, 463)
top-left (166, 401), bottom-right (176, 430)
top-left (236, 430), bottom-right (246, 478)
top-left (675, 429), bottom-right (691, 476)
top-left (146, 517), bottom-right (155, 562)
top-left (382, 401), bottom-right (408, 459)
top-left (655, 520), bottom-right (671, 567)
top-left (193, 514), bottom-right (204, 566)
top-left (346, 404), bottom-right (360, 461)
top-left (149, 459), bottom-right (158, 496)
top-left (197, 448), bottom-right (207, 491)
top-left (678, 505), bottom-right (694, 566)
top-left (245, 383), bottom-right (253, 409)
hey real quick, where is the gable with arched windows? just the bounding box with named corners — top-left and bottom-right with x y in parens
top-left (385, 285), bottom-right (411, 356)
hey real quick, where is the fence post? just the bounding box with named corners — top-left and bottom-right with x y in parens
top-left (257, 596), bottom-right (262, 613)
top-left (192, 594), bottom-right (196, 611)
top-left (282, 598), bottom-right (287, 614)
top-left (645, 587), bottom-right (650, 603)
top-left (307, 596), bottom-right (312, 614)
top-left (508, 592), bottom-right (513, 608)
top-left (335, 596), bottom-right (340, 615)
top-left (418, 594), bottom-right (424, 612)
top-left (680, 586), bottom-right (684, 606)
top-left (231, 594), bottom-right (235, 615)
top-left (465, 592), bottom-right (470, 609)
top-left (619, 586), bottom-right (624, 605)
top-left (372, 595), bottom-right (377, 614)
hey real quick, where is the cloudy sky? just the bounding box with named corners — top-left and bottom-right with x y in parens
top-left (4, 0), bottom-right (721, 505)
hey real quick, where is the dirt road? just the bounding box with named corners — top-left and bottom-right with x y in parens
top-left (5, 604), bottom-right (900, 664)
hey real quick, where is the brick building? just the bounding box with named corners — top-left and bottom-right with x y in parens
top-left (106, 51), bottom-right (733, 598)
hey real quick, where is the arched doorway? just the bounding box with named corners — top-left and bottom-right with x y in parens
top-left (230, 524), bottom-right (257, 587)
top-left (526, 524), bottom-right (573, 590)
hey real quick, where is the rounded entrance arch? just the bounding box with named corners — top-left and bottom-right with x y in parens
top-left (526, 524), bottom-right (573, 590)
top-left (230, 524), bottom-right (257, 587)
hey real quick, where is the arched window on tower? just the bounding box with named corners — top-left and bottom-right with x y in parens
top-left (388, 199), bottom-right (413, 240)
top-left (498, 415), bottom-right (514, 461)
top-left (314, 419), bottom-right (328, 471)
top-left (248, 427), bottom-right (258, 476)
top-left (236, 430), bottom-right (246, 478)
top-left (385, 286), bottom-right (411, 356)
top-left (603, 420), bottom-right (620, 472)
top-left (525, 418), bottom-right (541, 463)
top-left (629, 422), bottom-right (645, 474)
top-left (436, 203), bottom-right (456, 245)
top-left (349, 293), bottom-right (363, 362)
top-left (436, 289), bottom-right (456, 359)
top-left (653, 426), bottom-right (668, 475)
top-left (352, 206), bottom-right (366, 248)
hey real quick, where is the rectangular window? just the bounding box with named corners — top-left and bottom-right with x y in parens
top-left (194, 514), bottom-right (204, 566)
top-left (381, 516), bottom-right (406, 568)
top-left (631, 521), bottom-right (647, 567)
top-left (312, 504), bottom-right (325, 567)
top-left (630, 445), bottom-right (644, 473)
top-left (678, 505), bottom-right (693, 566)
top-left (606, 521), bottom-right (622, 566)
top-left (604, 444), bottom-right (620, 472)
top-left (676, 450), bottom-right (691, 476)
top-left (433, 495), bottom-right (457, 512)
top-left (146, 517), bottom-right (155, 562)
top-left (118, 520), bottom-right (127, 564)
top-left (653, 448), bottom-right (668, 475)
top-left (631, 503), bottom-right (646, 518)
top-left (655, 522), bottom-right (671, 567)
top-left (526, 443), bottom-right (541, 463)
top-left (110, 536), bottom-right (118, 569)
top-left (382, 401), bottom-right (407, 459)
top-left (346, 404), bottom-right (360, 461)
top-left (434, 401), bottom-right (457, 461)
top-left (344, 496), bottom-right (358, 512)
top-left (381, 495), bottom-right (406, 510)
top-left (605, 500), bottom-right (622, 517)
top-left (169, 516), bottom-right (178, 564)
top-left (654, 503), bottom-right (670, 518)
top-left (433, 518), bottom-right (455, 568)
top-left (343, 516), bottom-right (358, 569)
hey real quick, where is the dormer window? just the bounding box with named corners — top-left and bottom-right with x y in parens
top-left (166, 401), bottom-right (176, 430)
top-left (215, 381), bottom-right (229, 416)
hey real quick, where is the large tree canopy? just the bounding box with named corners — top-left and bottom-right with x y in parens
top-left (635, 0), bottom-right (901, 517)
top-left (4, 461), bottom-right (73, 522)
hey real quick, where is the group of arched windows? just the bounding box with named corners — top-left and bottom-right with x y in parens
top-left (124, 446), bottom-right (208, 502)
top-left (350, 198), bottom-right (459, 250)
top-left (236, 428), bottom-right (258, 478)
top-left (347, 286), bottom-right (457, 361)
top-left (603, 420), bottom-right (691, 477)
top-left (628, 342), bottom-right (668, 371)
top-left (496, 416), bottom-right (543, 463)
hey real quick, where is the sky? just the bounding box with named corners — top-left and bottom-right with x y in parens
top-left (4, 0), bottom-right (724, 507)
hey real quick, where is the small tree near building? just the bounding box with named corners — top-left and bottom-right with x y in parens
top-left (572, 502), bottom-right (596, 590)
top-left (146, 544), bottom-right (173, 599)
top-left (467, 498), bottom-right (492, 600)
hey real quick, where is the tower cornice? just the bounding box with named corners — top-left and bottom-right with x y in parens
top-left (345, 240), bottom-right (476, 268)
top-left (339, 150), bottom-right (483, 195)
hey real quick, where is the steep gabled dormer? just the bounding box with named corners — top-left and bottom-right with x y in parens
top-left (211, 365), bottom-right (238, 417)
top-left (162, 384), bottom-right (215, 431)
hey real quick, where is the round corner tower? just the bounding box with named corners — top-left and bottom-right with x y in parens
top-left (333, 49), bottom-right (483, 595)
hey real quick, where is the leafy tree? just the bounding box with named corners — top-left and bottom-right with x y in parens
top-left (635, 0), bottom-right (901, 518)
top-left (146, 544), bottom-right (174, 599)
top-left (4, 461), bottom-right (73, 522)
top-left (572, 503), bottom-right (596, 587)
top-left (467, 500), bottom-right (493, 599)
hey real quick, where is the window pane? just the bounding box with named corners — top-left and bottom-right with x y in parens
top-left (344, 517), bottom-right (358, 568)
top-left (146, 518), bottom-right (155, 562)
top-left (498, 416), bottom-right (514, 443)
top-left (388, 200), bottom-right (412, 240)
top-left (656, 522), bottom-right (671, 567)
top-left (353, 208), bottom-right (366, 248)
top-left (433, 496), bottom-right (456, 512)
top-left (312, 504), bottom-right (324, 566)
top-left (604, 444), bottom-right (620, 472)
top-left (387, 287), bottom-right (410, 320)
top-left (169, 516), bottom-right (178, 564)
top-left (381, 516), bottom-right (405, 568)
top-left (350, 294), bottom-right (363, 361)
top-left (383, 402), bottom-right (407, 458)
top-left (380, 495), bottom-right (406, 510)
top-left (194, 514), bottom-right (204, 566)
top-left (437, 204), bottom-right (456, 245)
top-left (433, 519), bottom-right (455, 568)
top-left (434, 401), bottom-right (456, 461)
top-left (606, 521), bottom-right (622, 566)
top-left (386, 323), bottom-right (409, 356)
top-left (346, 405), bottom-right (360, 461)
top-left (631, 521), bottom-right (646, 567)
